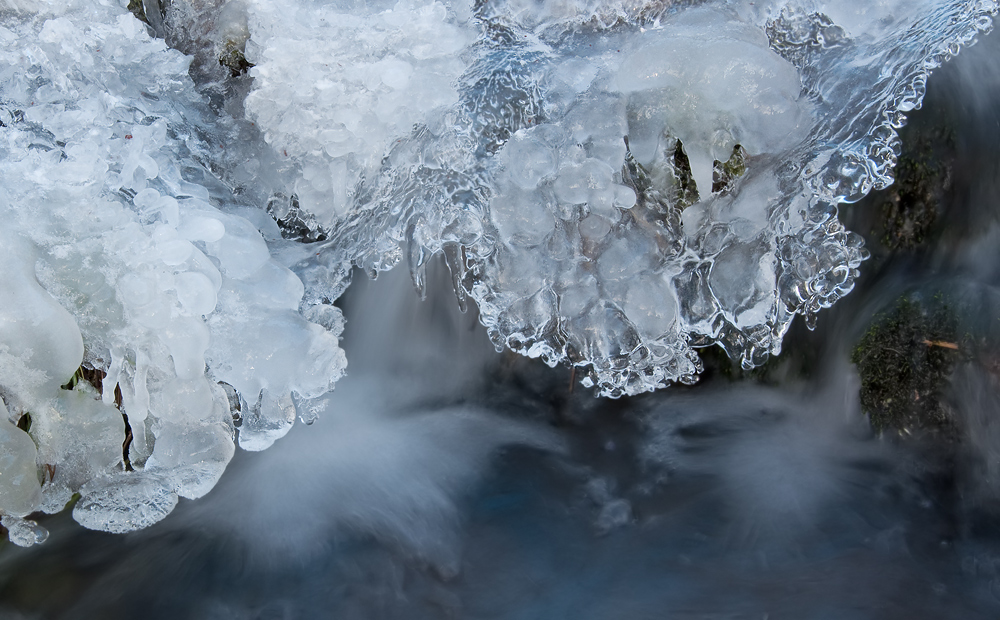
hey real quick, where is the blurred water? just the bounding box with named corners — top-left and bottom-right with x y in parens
top-left (4, 11), bottom-right (1000, 620)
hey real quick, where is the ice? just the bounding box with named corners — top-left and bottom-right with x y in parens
top-left (35, 388), bottom-right (125, 491)
top-left (73, 473), bottom-right (180, 534)
top-left (170, 263), bottom-right (567, 570)
top-left (0, 0), bottom-right (345, 536)
top-left (174, 272), bottom-right (219, 316)
top-left (0, 516), bottom-right (48, 547)
top-left (241, 0), bottom-right (475, 224)
top-left (0, 234), bottom-right (85, 408)
top-left (202, 213), bottom-right (271, 279)
top-left (282, 0), bottom-right (995, 396)
top-left (0, 422), bottom-right (42, 519)
top-left (143, 408), bottom-right (235, 499)
top-left (0, 0), bottom-right (996, 543)
top-left (616, 10), bottom-right (810, 192)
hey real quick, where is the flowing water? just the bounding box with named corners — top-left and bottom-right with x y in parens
top-left (3, 0), bottom-right (1000, 618)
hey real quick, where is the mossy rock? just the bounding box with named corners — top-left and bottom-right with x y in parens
top-left (879, 120), bottom-right (956, 251)
top-left (851, 293), bottom-right (963, 436)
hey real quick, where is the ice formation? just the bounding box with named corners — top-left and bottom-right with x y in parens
top-left (0, 0), bottom-right (345, 540)
top-left (280, 0), bottom-right (997, 395)
top-left (0, 0), bottom-right (995, 542)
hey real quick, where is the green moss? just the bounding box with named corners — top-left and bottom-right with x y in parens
top-left (65, 493), bottom-right (81, 511)
top-left (219, 44), bottom-right (254, 78)
top-left (670, 138), bottom-right (699, 208)
top-left (126, 0), bottom-right (149, 25)
top-left (879, 123), bottom-right (955, 251)
top-left (711, 144), bottom-right (748, 194)
top-left (59, 367), bottom-right (84, 391)
top-left (851, 294), bottom-right (962, 436)
top-left (621, 134), bottom-right (699, 212)
top-left (59, 365), bottom-right (105, 393)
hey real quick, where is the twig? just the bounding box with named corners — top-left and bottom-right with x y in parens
top-left (922, 339), bottom-right (959, 350)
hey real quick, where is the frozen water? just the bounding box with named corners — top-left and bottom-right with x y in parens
top-left (0, 516), bottom-right (48, 547)
top-left (72, 472), bottom-right (180, 534)
top-left (278, 0), bottom-right (996, 396)
top-left (6, 13), bottom-right (1000, 617)
top-left (0, 0), bottom-right (345, 537)
top-left (169, 262), bottom-right (566, 572)
top-left (0, 421), bottom-right (42, 519)
top-left (242, 0), bottom-right (475, 223)
top-left (0, 0), bottom-right (995, 541)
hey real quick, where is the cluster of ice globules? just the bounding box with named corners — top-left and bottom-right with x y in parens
top-left (0, 0), bottom-right (996, 543)
top-left (0, 0), bottom-right (345, 542)
top-left (268, 0), bottom-right (997, 395)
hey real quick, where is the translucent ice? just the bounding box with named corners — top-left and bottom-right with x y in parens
top-left (242, 0), bottom-right (475, 223)
top-left (0, 0), bottom-right (996, 544)
top-left (0, 422), bottom-right (42, 519)
top-left (73, 473), bottom-right (180, 535)
top-left (0, 0), bottom-right (345, 538)
top-left (0, 234), bottom-right (84, 409)
top-left (0, 516), bottom-right (48, 547)
top-left (277, 0), bottom-right (996, 396)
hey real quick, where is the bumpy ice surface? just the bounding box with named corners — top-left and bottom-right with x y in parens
top-left (271, 0), bottom-right (997, 395)
top-left (0, 0), bottom-right (345, 540)
top-left (0, 0), bottom-right (995, 541)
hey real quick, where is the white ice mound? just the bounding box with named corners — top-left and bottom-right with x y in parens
top-left (0, 0), bottom-right (345, 540)
top-left (243, 0), bottom-right (475, 224)
top-left (281, 0), bottom-right (996, 396)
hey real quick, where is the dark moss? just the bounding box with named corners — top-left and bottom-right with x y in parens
top-left (711, 144), bottom-right (748, 194)
top-left (851, 294), bottom-right (963, 436)
top-left (879, 122), bottom-right (956, 251)
top-left (670, 138), bottom-right (699, 208)
top-left (841, 95), bottom-right (958, 264)
top-left (622, 134), bottom-right (700, 212)
top-left (694, 338), bottom-right (818, 386)
top-left (126, 0), bottom-right (166, 29)
top-left (618, 139), bottom-right (684, 260)
top-left (60, 364), bottom-right (106, 393)
top-left (126, 0), bottom-right (149, 25)
top-left (219, 45), bottom-right (254, 78)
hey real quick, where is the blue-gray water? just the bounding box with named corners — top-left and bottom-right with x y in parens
top-left (3, 20), bottom-right (1000, 620)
